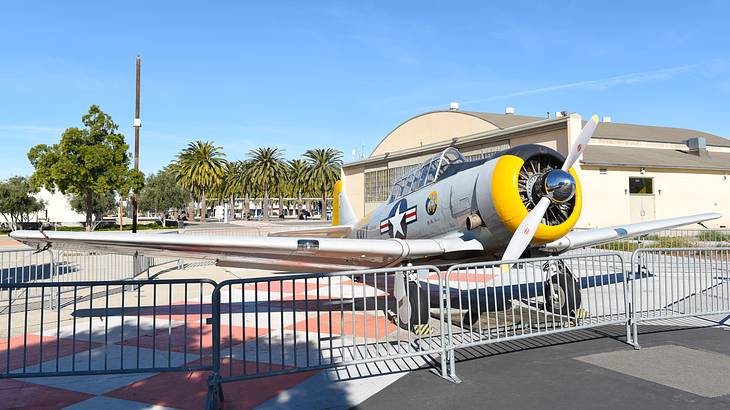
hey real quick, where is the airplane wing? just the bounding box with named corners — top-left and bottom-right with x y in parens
top-left (267, 224), bottom-right (353, 238)
top-left (540, 212), bottom-right (722, 252)
top-left (9, 230), bottom-right (483, 272)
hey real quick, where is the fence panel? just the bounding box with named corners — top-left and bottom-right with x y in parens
top-left (445, 252), bottom-right (631, 368)
top-left (54, 250), bottom-right (142, 282)
top-left (0, 250), bottom-right (55, 302)
top-left (209, 266), bottom-right (447, 388)
top-left (0, 279), bottom-right (217, 378)
top-left (630, 247), bottom-right (730, 323)
top-left (567, 228), bottom-right (730, 257)
top-left (0, 249), bottom-right (160, 309)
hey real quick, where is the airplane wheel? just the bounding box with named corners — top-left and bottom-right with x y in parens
top-left (544, 273), bottom-right (581, 316)
top-left (398, 282), bottom-right (430, 332)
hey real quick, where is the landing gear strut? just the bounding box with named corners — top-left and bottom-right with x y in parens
top-left (543, 260), bottom-right (582, 316)
top-left (393, 271), bottom-right (430, 333)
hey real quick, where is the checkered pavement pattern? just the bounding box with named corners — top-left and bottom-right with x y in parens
top-left (0, 275), bottom-right (436, 410)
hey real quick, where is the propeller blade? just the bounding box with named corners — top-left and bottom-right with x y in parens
top-left (562, 114), bottom-right (599, 172)
top-left (501, 196), bottom-right (551, 261)
top-left (501, 114), bottom-right (598, 264)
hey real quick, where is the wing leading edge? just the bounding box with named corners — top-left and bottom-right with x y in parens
top-left (9, 230), bottom-right (483, 272)
top-left (540, 212), bottom-right (722, 252)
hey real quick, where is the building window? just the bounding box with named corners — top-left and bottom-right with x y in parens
top-left (629, 177), bottom-right (653, 194)
top-left (599, 168), bottom-right (607, 174)
top-left (365, 165), bottom-right (420, 204)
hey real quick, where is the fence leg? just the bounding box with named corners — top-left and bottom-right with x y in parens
top-left (626, 303), bottom-right (641, 350)
top-left (205, 372), bottom-right (224, 410)
top-left (49, 250), bottom-right (57, 311)
top-left (446, 347), bottom-right (461, 383)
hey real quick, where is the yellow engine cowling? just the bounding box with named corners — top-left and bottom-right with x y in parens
top-left (489, 147), bottom-right (582, 244)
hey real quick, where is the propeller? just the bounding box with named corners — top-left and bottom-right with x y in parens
top-left (501, 115), bottom-right (599, 262)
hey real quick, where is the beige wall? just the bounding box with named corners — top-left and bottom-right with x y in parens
top-left (578, 166), bottom-right (730, 228)
top-left (371, 111), bottom-right (498, 156)
top-left (342, 165), bottom-right (365, 218)
top-left (510, 130), bottom-right (562, 153)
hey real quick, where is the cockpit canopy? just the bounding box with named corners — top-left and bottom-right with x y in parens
top-left (388, 147), bottom-right (465, 202)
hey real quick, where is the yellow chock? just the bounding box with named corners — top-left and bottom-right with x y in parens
top-left (412, 324), bottom-right (433, 336)
top-left (574, 307), bottom-right (590, 319)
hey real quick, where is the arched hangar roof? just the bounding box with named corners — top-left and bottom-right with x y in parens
top-left (369, 110), bottom-right (541, 157)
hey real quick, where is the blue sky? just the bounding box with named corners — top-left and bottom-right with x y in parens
top-left (2, 1), bottom-right (729, 179)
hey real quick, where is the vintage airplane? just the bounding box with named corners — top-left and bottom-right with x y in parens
top-left (11, 115), bottom-right (721, 329)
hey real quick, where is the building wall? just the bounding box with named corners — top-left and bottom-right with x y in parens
top-left (578, 166), bottom-right (730, 228)
top-left (342, 164), bottom-right (366, 218)
top-left (35, 188), bottom-right (85, 224)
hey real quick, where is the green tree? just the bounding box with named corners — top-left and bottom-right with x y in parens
top-left (288, 159), bottom-right (310, 216)
top-left (139, 169), bottom-right (191, 226)
top-left (247, 147), bottom-right (286, 222)
top-left (27, 105), bottom-right (137, 231)
top-left (0, 176), bottom-right (45, 230)
top-left (69, 192), bottom-right (116, 230)
top-left (172, 141), bottom-right (227, 223)
top-left (303, 148), bottom-right (342, 220)
top-left (222, 160), bottom-right (253, 220)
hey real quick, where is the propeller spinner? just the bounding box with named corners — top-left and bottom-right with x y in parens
top-left (501, 115), bottom-right (599, 261)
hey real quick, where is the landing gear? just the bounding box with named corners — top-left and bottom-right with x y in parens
top-left (393, 271), bottom-right (430, 333)
top-left (543, 261), bottom-right (582, 316)
top-left (398, 282), bottom-right (430, 331)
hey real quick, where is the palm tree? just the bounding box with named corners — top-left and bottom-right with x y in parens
top-left (247, 147), bottom-right (286, 222)
top-left (303, 148), bottom-right (342, 221)
top-left (224, 160), bottom-right (252, 220)
top-left (173, 141), bottom-right (227, 223)
top-left (288, 159), bottom-right (310, 217)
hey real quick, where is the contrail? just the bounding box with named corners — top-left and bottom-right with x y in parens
top-left (460, 61), bottom-right (716, 104)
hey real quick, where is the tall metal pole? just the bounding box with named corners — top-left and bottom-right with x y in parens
top-left (132, 55), bottom-right (141, 233)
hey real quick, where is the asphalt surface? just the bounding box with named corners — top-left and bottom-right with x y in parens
top-left (358, 322), bottom-right (730, 409)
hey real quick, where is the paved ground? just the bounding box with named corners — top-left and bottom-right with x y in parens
top-left (359, 321), bottom-right (730, 410)
top-left (1, 230), bottom-right (729, 409)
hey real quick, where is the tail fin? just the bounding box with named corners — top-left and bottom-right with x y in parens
top-left (332, 180), bottom-right (357, 226)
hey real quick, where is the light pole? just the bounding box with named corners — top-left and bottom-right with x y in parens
top-left (132, 55), bottom-right (141, 233)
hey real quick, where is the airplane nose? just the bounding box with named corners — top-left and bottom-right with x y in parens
top-left (542, 169), bottom-right (576, 203)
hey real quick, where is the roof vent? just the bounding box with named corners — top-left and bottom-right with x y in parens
top-left (602, 116), bottom-right (612, 123)
top-left (686, 137), bottom-right (707, 157)
top-left (449, 102), bottom-right (459, 111)
top-left (505, 107), bottom-right (515, 115)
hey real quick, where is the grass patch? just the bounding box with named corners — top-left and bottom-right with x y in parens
top-left (594, 235), bottom-right (707, 252)
top-left (697, 230), bottom-right (730, 242)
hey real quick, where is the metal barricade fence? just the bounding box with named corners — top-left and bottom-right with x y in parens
top-left (54, 250), bottom-right (145, 282)
top-left (630, 248), bottom-right (730, 327)
top-left (205, 265), bottom-right (448, 407)
top-left (567, 228), bottom-right (730, 258)
top-left (1, 249), bottom-right (729, 406)
top-left (0, 279), bottom-right (217, 378)
top-left (0, 249), bottom-right (159, 310)
top-left (0, 249), bottom-right (55, 284)
top-left (444, 252), bottom-right (633, 378)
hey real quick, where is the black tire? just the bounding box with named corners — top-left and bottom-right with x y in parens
top-left (544, 273), bottom-right (581, 316)
top-left (398, 282), bottom-right (430, 331)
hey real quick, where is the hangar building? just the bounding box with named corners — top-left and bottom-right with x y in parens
top-left (341, 108), bottom-right (730, 228)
